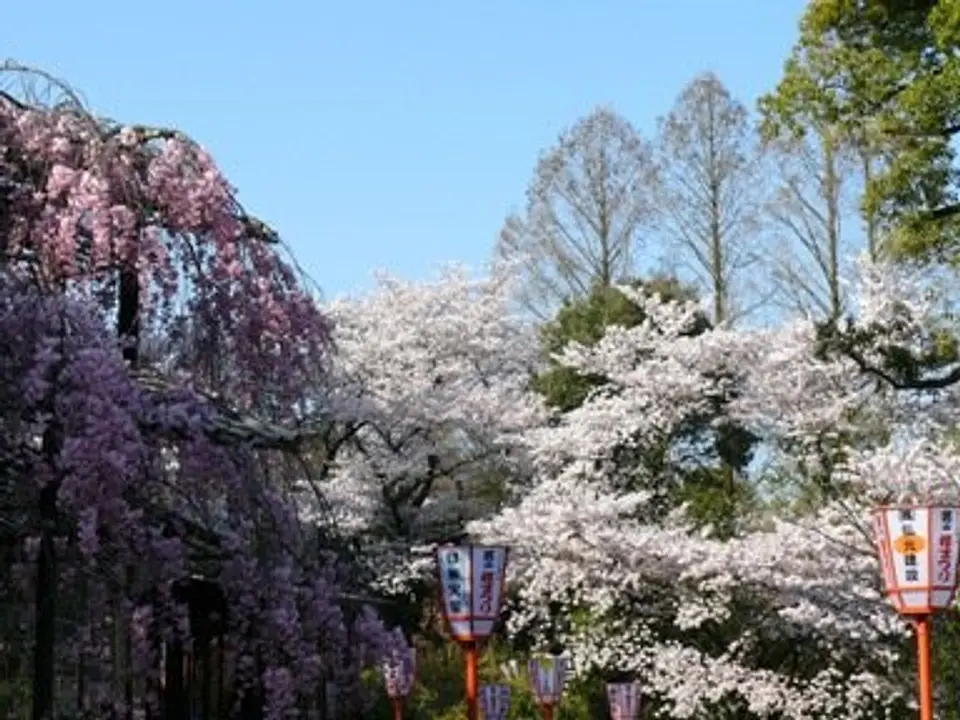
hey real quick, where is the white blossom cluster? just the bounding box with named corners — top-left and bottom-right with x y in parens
top-left (300, 254), bottom-right (960, 717)
top-left (470, 259), bottom-right (960, 717)
top-left (302, 264), bottom-right (545, 588)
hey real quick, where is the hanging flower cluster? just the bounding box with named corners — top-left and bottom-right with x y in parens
top-left (0, 66), bottom-right (393, 720)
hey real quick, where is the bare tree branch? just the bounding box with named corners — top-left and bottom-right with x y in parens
top-left (495, 107), bottom-right (654, 319)
top-left (651, 72), bottom-right (762, 325)
top-left (762, 123), bottom-right (859, 321)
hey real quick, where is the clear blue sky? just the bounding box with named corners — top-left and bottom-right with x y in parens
top-left (7, 0), bottom-right (807, 298)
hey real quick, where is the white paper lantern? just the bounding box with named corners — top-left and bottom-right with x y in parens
top-left (606, 682), bottom-right (641, 720)
top-left (528, 654), bottom-right (571, 706)
top-left (873, 505), bottom-right (960, 615)
top-left (436, 544), bottom-right (509, 643)
top-left (479, 683), bottom-right (511, 720)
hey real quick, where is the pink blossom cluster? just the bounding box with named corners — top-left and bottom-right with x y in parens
top-left (1, 97), bottom-right (329, 410)
top-left (0, 85), bottom-right (392, 719)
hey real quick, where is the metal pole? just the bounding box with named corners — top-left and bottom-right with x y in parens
top-left (915, 615), bottom-right (933, 720)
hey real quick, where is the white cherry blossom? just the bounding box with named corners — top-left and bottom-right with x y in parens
top-left (473, 257), bottom-right (960, 717)
top-left (302, 263), bottom-right (545, 587)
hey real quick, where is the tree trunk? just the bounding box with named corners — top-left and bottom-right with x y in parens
top-left (823, 135), bottom-right (841, 320)
top-left (32, 478), bottom-right (58, 720)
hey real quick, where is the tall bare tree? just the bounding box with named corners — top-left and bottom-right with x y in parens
top-left (652, 72), bottom-right (761, 325)
top-left (495, 107), bottom-right (654, 319)
top-left (763, 123), bottom-right (860, 321)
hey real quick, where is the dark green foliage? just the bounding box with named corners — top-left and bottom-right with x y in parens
top-left (533, 277), bottom-right (700, 412)
top-left (760, 0), bottom-right (960, 262)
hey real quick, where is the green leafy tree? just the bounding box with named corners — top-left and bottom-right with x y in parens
top-left (759, 0), bottom-right (960, 261)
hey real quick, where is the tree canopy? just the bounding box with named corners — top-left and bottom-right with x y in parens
top-left (760, 0), bottom-right (960, 260)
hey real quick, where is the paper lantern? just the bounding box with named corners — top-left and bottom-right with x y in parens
top-left (528, 654), bottom-right (571, 706)
top-left (436, 545), bottom-right (509, 643)
top-left (606, 682), bottom-right (641, 720)
top-left (873, 505), bottom-right (960, 615)
top-left (479, 683), bottom-right (511, 720)
top-left (381, 642), bottom-right (416, 700)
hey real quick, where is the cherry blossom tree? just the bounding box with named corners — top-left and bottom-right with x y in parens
top-left (470, 258), bottom-right (960, 718)
top-left (304, 265), bottom-right (545, 594)
top-left (0, 61), bottom-right (396, 720)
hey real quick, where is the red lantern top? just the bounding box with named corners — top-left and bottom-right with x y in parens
top-left (436, 544), bottom-right (508, 643)
top-left (873, 505), bottom-right (960, 615)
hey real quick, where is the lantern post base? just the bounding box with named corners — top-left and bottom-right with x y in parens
top-left (914, 615), bottom-right (933, 720)
top-left (540, 702), bottom-right (555, 720)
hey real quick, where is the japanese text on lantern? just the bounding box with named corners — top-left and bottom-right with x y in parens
top-left (899, 509), bottom-right (921, 583)
top-left (443, 550), bottom-right (468, 616)
top-left (939, 509), bottom-right (954, 583)
top-left (478, 549), bottom-right (496, 615)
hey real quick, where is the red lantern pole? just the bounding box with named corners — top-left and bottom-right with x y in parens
top-left (540, 702), bottom-right (554, 720)
top-left (915, 616), bottom-right (933, 720)
top-left (464, 641), bottom-right (479, 720)
top-left (391, 697), bottom-right (404, 720)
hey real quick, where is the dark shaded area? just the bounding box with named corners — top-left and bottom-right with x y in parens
top-left (165, 577), bottom-right (232, 720)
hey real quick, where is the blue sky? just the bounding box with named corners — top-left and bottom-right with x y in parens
top-left (7, 0), bottom-right (808, 299)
